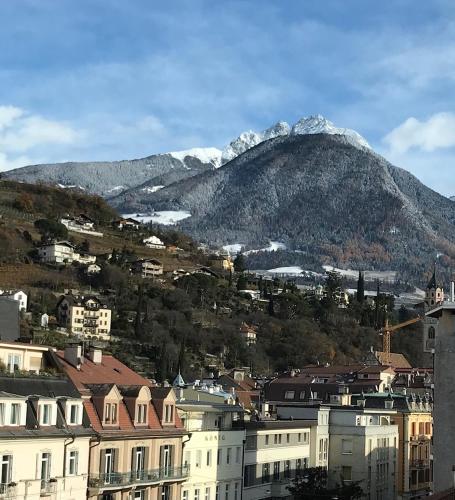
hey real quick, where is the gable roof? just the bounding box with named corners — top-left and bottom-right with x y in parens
top-left (375, 352), bottom-right (412, 369)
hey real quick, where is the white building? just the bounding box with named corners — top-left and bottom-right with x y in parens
top-left (60, 215), bottom-right (103, 237)
top-left (0, 290), bottom-right (27, 311)
top-left (276, 402), bottom-right (399, 500)
top-left (143, 235), bottom-right (166, 250)
top-left (38, 241), bottom-right (97, 265)
top-left (243, 420), bottom-right (316, 500)
top-left (177, 399), bottom-right (245, 500)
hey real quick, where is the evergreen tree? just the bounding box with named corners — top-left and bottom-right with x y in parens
top-left (236, 274), bottom-right (248, 291)
top-left (357, 271), bottom-right (365, 303)
top-left (234, 254), bottom-right (246, 273)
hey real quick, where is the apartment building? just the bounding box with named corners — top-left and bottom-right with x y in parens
top-left (243, 420), bottom-right (316, 500)
top-left (57, 345), bottom-right (189, 500)
top-left (276, 401), bottom-right (399, 500)
top-left (57, 294), bottom-right (111, 340)
top-left (0, 341), bottom-right (93, 499)
top-left (353, 393), bottom-right (433, 499)
top-left (0, 289), bottom-right (27, 311)
top-left (177, 399), bottom-right (245, 500)
top-left (38, 240), bottom-right (97, 265)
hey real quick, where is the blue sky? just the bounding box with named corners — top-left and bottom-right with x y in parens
top-left (1, 0), bottom-right (455, 194)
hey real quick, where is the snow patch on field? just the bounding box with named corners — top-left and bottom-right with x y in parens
top-left (223, 244), bottom-right (244, 254)
top-left (123, 211), bottom-right (192, 226)
top-left (244, 241), bottom-right (287, 255)
top-left (141, 185), bottom-right (164, 193)
top-left (323, 265), bottom-right (397, 282)
top-left (267, 266), bottom-right (304, 275)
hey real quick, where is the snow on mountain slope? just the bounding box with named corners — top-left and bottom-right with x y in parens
top-left (169, 147), bottom-right (222, 168)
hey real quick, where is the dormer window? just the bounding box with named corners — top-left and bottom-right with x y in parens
top-left (105, 402), bottom-right (118, 424)
top-left (10, 403), bottom-right (21, 425)
top-left (40, 404), bottom-right (52, 425)
top-left (164, 404), bottom-right (174, 423)
top-left (68, 404), bottom-right (80, 425)
top-left (137, 404), bottom-right (147, 424)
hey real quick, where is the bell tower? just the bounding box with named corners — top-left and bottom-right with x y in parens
top-left (423, 265), bottom-right (444, 353)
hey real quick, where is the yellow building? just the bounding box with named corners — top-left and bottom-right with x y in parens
top-left (357, 393), bottom-right (433, 499)
top-left (208, 255), bottom-right (234, 273)
top-left (57, 294), bottom-right (112, 340)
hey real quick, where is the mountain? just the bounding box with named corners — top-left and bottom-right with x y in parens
top-left (3, 148), bottom-right (222, 197)
top-left (112, 133), bottom-right (455, 280)
top-left (4, 115), bottom-right (369, 198)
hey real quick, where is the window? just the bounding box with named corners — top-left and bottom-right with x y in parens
top-left (341, 466), bottom-right (352, 481)
top-left (194, 489), bottom-right (200, 500)
top-left (262, 463), bottom-right (270, 483)
top-left (217, 449), bottom-right (222, 465)
top-left (235, 447), bottom-right (241, 464)
top-left (245, 435), bottom-right (257, 450)
top-left (273, 461), bottom-right (280, 480)
top-left (205, 487), bottom-right (210, 500)
top-left (104, 403), bottom-right (118, 424)
top-left (10, 403), bottom-right (20, 425)
top-left (225, 483), bottom-right (229, 500)
top-left (342, 439), bottom-right (353, 454)
top-left (40, 452), bottom-right (51, 487)
top-left (0, 404), bottom-right (5, 425)
top-left (318, 438), bottom-right (323, 462)
top-left (206, 450), bottom-right (212, 467)
top-left (137, 404), bottom-right (147, 424)
top-left (323, 439), bottom-right (328, 461)
top-left (284, 391), bottom-right (295, 399)
top-left (286, 433), bottom-right (290, 443)
top-left (298, 433), bottom-right (301, 443)
top-left (196, 450), bottom-right (202, 468)
top-left (164, 404), bottom-right (174, 423)
top-left (278, 434), bottom-right (282, 444)
top-left (244, 465), bottom-right (256, 487)
top-left (234, 482), bottom-right (239, 500)
top-left (0, 455), bottom-right (12, 485)
top-left (274, 434), bottom-right (278, 444)
top-left (160, 486), bottom-right (171, 500)
top-left (216, 485), bottom-right (220, 500)
top-left (226, 448), bottom-right (231, 464)
top-left (68, 450), bottom-right (78, 475)
top-left (7, 354), bottom-right (21, 373)
top-left (40, 404), bottom-right (52, 425)
top-left (299, 391), bottom-right (306, 400)
top-left (183, 451), bottom-right (190, 467)
top-left (284, 460), bottom-right (291, 478)
top-left (265, 435), bottom-right (269, 445)
top-left (428, 327), bottom-right (435, 339)
top-left (69, 404), bottom-right (79, 424)
top-left (183, 491), bottom-right (189, 500)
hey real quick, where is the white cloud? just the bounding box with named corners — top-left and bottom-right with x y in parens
top-left (0, 105), bottom-right (81, 171)
top-left (383, 112), bottom-right (455, 154)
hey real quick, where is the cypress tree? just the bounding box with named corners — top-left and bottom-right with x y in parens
top-left (357, 271), bottom-right (365, 303)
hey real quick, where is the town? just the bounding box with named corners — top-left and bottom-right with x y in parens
top-left (0, 180), bottom-right (445, 500)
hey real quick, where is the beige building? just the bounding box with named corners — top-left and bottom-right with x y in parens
top-left (57, 346), bottom-right (189, 500)
top-left (0, 342), bottom-right (93, 499)
top-left (57, 295), bottom-right (111, 340)
top-left (177, 399), bottom-right (245, 500)
top-left (132, 259), bottom-right (164, 278)
top-left (0, 341), bottom-right (54, 373)
top-left (208, 255), bottom-right (234, 273)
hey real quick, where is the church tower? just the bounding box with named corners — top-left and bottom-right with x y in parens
top-left (423, 266), bottom-right (444, 353)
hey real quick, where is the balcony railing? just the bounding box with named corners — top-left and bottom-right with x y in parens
top-left (88, 465), bottom-right (189, 489)
top-left (40, 480), bottom-right (57, 495)
top-left (410, 459), bottom-right (431, 469)
top-left (0, 484), bottom-right (16, 499)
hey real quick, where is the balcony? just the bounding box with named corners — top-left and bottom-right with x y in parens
top-left (0, 484), bottom-right (17, 499)
top-left (88, 465), bottom-right (189, 491)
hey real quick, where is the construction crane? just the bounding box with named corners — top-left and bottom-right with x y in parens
top-left (378, 316), bottom-right (423, 365)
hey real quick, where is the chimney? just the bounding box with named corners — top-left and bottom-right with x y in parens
top-left (64, 345), bottom-right (83, 369)
top-left (87, 347), bottom-right (102, 364)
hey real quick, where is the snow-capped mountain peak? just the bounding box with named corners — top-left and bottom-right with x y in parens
top-left (291, 115), bottom-right (371, 149)
top-left (169, 147), bottom-right (222, 168)
top-left (221, 115), bottom-right (369, 164)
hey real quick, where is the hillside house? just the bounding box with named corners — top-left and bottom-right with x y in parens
top-left (85, 263), bottom-right (101, 275)
top-left (0, 289), bottom-right (27, 311)
top-left (56, 295), bottom-right (111, 340)
top-left (132, 259), bottom-right (164, 278)
top-left (240, 322), bottom-right (257, 345)
top-left (208, 254), bottom-right (234, 272)
top-left (113, 217), bottom-right (140, 230)
top-left (60, 214), bottom-right (103, 237)
top-left (143, 235), bottom-right (166, 250)
top-left (38, 241), bottom-right (97, 265)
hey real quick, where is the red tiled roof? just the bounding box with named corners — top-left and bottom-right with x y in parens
top-left (56, 351), bottom-right (183, 435)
